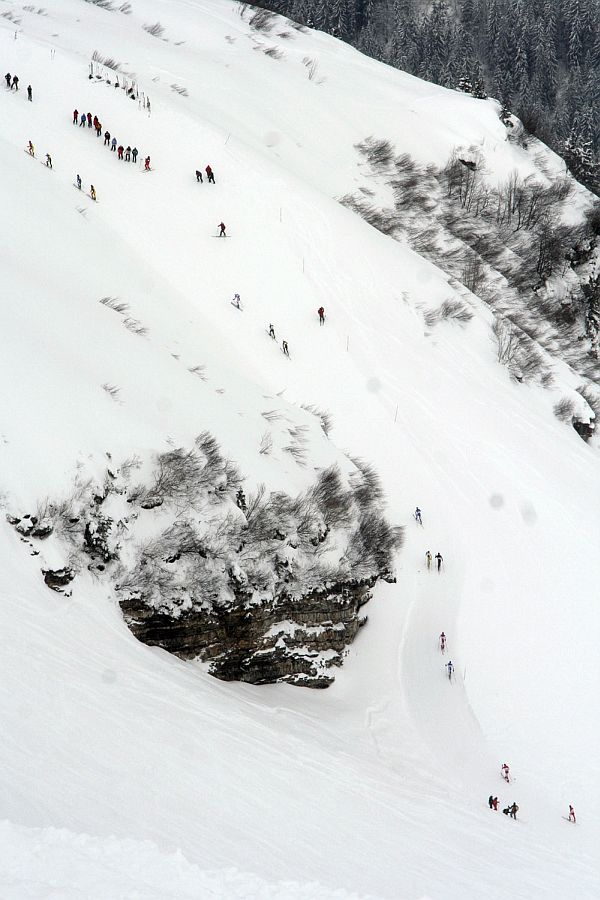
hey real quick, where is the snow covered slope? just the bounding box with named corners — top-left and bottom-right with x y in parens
top-left (0, 1), bottom-right (599, 897)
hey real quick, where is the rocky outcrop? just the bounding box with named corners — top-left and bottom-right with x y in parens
top-left (120, 578), bottom-right (377, 688)
top-left (42, 567), bottom-right (75, 591)
top-left (7, 432), bottom-right (401, 688)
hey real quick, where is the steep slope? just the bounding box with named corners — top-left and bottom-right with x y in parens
top-left (1, 1), bottom-right (599, 897)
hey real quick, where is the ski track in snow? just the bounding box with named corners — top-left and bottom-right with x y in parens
top-left (0, 1), bottom-right (599, 898)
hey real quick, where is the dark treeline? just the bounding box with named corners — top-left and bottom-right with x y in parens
top-left (246, 0), bottom-right (600, 194)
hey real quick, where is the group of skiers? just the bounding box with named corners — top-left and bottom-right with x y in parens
top-left (73, 108), bottom-right (150, 170)
top-left (266, 323), bottom-right (290, 357)
top-left (488, 796), bottom-right (519, 819)
top-left (488, 767), bottom-right (576, 823)
top-left (26, 141), bottom-right (52, 172)
top-left (425, 549), bottom-right (444, 571)
top-left (5, 72), bottom-right (32, 99)
top-left (195, 164), bottom-right (216, 183)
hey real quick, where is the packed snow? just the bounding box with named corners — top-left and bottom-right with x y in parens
top-left (0, 0), bottom-right (598, 897)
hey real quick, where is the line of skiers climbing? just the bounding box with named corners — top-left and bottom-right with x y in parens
top-left (75, 173), bottom-right (96, 201)
top-left (231, 298), bottom-right (324, 357)
top-left (26, 141), bottom-right (52, 171)
top-left (268, 323), bottom-right (289, 357)
top-left (5, 72), bottom-right (32, 99)
top-left (72, 108), bottom-right (150, 169)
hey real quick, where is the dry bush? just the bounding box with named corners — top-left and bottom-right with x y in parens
top-left (553, 396), bottom-right (576, 422)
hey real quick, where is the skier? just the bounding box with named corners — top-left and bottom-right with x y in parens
top-left (206, 164), bottom-right (215, 183)
top-left (73, 108), bottom-right (78, 124)
top-left (492, 797), bottom-right (499, 811)
top-left (76, 174), bottom-right (82, 190)
top-left (27, 140), bottom-right (34, 156)
top-left (90, 185), bottom-right (97, 201)
top-left (45, 153), bottom-right (52, 168)
top-left (104, 130), bottom-right (110, 146)
top-left (488, 795), bottom-right (494, 810)
top-left (568, 805), bottom-right (576, 823)
top-left (282, 340), bottom-right (290, 357)
top-left (509, 803), bottom-right (519, 820)
top-left (117, 145), bottom-right (124, 160)
top-left (435, 551), bottom-right (443, 572)
top-left (5, 72), bottom-right (11, 89)
top-left (144, 155), bottom-right (151, 170)
top-left (218, 221), bottom-right (226, 237)
top-left (125, 146), bottom-right (131, 161)
top-left (132, 147), bottom-right (138, 163)
top-left (268, 323), bottom-right (276, 340)
top-left (446, 660), bottom-right (454, 681)
top-left (80, 113), bottom-right (86, 127)
top-left (318, 306), bottom-right (325, 325)
top-left (425, 550), bottom-right (432, 570)
top-left (195, 169), bottom-right (203, 183)
top-left (231, 293), bottom-right (241, 309)
top-left (93, 115), bottom-right (99, 131)
top-left (87, 112), bottom-right (92, 127)
top-left (501, 763), bottom-right (510, 783)
top-left (414, 506), bottom-right (422, 525)
top-left (502, 806), bottom-right (510, 816)
top-left (96, 122), bottom-right (102, 138)
top-left (111, 137), bottom-right (117, 152)
top-left (439, 631), bottom-right (446, 653)
top-left (11, 75), bottom-right (18, 91)
top-left (27, 85), bottom-right (32, 101)
top-left (236, 488), bottom-right (247, 512)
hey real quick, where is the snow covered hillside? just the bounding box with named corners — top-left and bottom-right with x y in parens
top-left (0, 1), bottom-right (599, 897)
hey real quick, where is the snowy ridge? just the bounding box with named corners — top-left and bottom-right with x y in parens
top-left (1, 0), bottom-right (599, 897)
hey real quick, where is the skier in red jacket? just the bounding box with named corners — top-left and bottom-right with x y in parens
top-left (318, 306), bottom-right (325, 325)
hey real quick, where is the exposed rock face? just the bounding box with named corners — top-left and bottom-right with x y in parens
top-left (120, 578), bottom-right (376, 688)
top-left (42, 567), bottom-right (75, 591)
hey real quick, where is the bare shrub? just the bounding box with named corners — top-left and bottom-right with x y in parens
top-left (188, 364), bottom-right (207, 381)
top-left (249, 8), bottom-right (275, 32)
top-left (84, 0), bottom-right (115, 9)
top-left (302, 56), bottom-right (319, 81)
top-left (282, 444), bottom-right (308, 466)
top-left (122, 317), bottom-right (148, 336)
top-left (423, 308), bottom-right (439, 328)
top-left (100, 296), bottom-right (129, 315)
top-left (301, 403), bottom-right (333, 436)
top-left (263, 45), bottom-right (283, 59)
top-left (92, 50), bottom-right (121, 70)
top-left (347, 511), bottom-right (403, 577)
top-left (338, 193), bottom-right (399, 235)
top-left (259, 432), bottom-right (273, 455)
top-left (261, 409), bottom-right (283, 422)
top-left (553, 396), bottom-right (576, 423)
top-left (493, 318), bottom-right (519, 367)
top-left (439, 299), bottom-right (474, 323)
top-left (349, 458), bottom-right (385, 509)
top-left (461, 255), bottom-right (486, 294)
top-left (356, 136), bottom-right (395, 172)
top-left (143, 21), bottom-right (165, 38)
top-left (311, 466), bottom-right (353, 527)
top-left (102, 383), bottom-right (121, 402)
